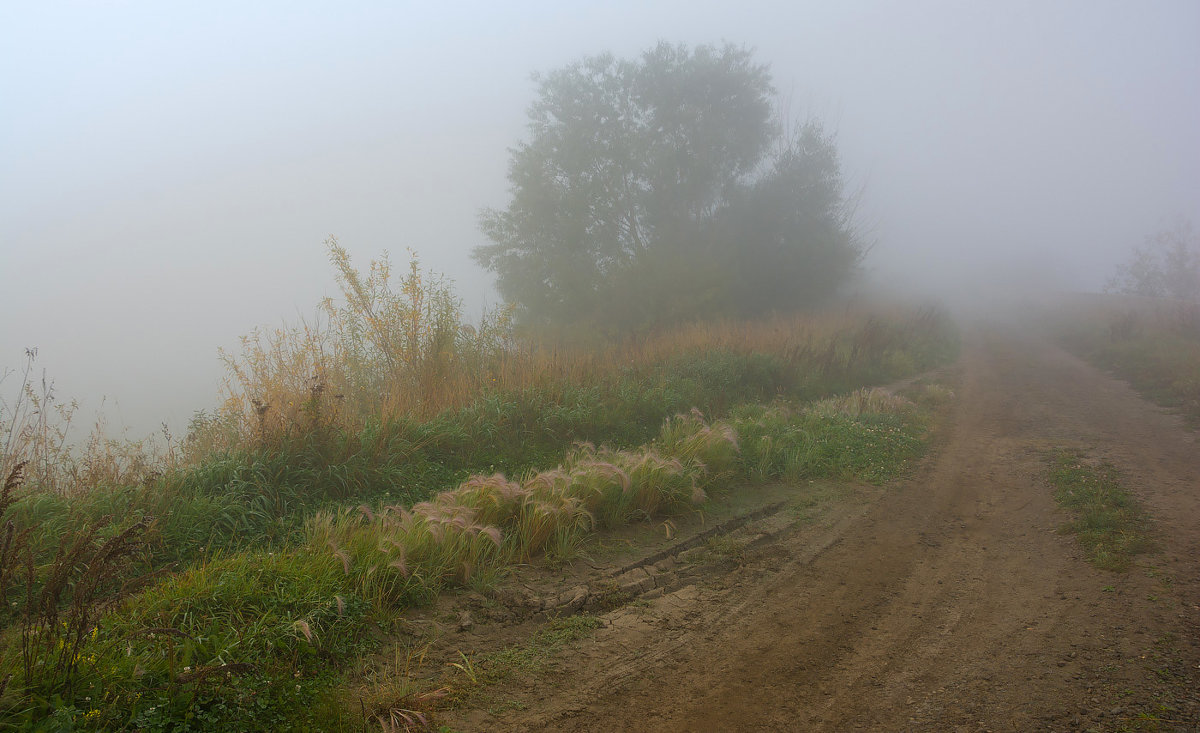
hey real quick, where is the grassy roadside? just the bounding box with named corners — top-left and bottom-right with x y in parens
top-left (0, 381), bottom-right (948, 731)
top-left (1047, 449), bottom-right (1154, 572)
top-left (348, 386), bottom-right (950, 731)
top-left (5, 308), bottom-right (958, 568)
top-left (1053, 295), bottom-right (1200, 428)
top-left (0, 264), bottom-right (958, 731)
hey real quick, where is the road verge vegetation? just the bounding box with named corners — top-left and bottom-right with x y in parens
top-left (0, 247), bottom-right (958, 730)
top-left (0, 383), bottom-right (949, 730)
top-left (1054, 294), bottom-right (1200, 427)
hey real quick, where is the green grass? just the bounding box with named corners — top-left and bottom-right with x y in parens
top-left (2, 549), bottom-right (369, 732)
top-left (1047, 450), bottom-right (1155, 571)
top-left (732, 390), bottom-right (927, 485)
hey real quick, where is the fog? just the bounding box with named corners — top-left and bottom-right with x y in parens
top-left (2, 0), bottom-right (1198, 438)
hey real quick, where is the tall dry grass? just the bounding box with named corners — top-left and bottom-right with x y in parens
top-left (200, 239), bottom-right (517, 453)
top-left (202, 238), bottom-right (946, 455)
top-left (1, 350), bottom-right (170, 496)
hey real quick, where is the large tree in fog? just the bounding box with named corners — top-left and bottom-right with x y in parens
top-left (475, 42), bottom-right (864, 332)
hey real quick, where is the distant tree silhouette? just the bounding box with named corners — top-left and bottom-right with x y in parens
top-left (1107, 219), bottom-right (1199, 301)
top-left (475, 43), bottom-right (865, 334)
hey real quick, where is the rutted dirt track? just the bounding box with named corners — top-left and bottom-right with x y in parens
top-left (445, 326), bottom-right (1200, 732)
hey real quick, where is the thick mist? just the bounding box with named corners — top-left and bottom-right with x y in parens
top-left (2, 0), bottom-right (1198, 438)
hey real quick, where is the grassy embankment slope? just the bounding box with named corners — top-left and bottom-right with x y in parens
top-left (0, 250), bottom-right (958, 731)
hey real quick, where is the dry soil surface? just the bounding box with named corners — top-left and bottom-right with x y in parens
top-left (435, 325), bottom-right (1199, 732)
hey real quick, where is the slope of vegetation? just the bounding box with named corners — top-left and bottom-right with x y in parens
top-left (0, 245), bottom-right (957, 730)
top-left (1054, 294), bottom-right (1200, 427)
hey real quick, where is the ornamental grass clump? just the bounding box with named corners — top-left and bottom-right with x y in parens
top-left (557, 440), bottom-right (714, 527)
top-left (619, 450), bottom-right (706, 516)
top-left (510, 485), bottom-right (593, 562)
top-left (443, 473), bottom-right (527, 526)
top-left (560, 448), bottom-right (633, 529)
top-left (305, 501), bottom-right (505, 610)
top-left (407, 503), bottom-right (505, 584)
top-left (656, 408), bottom-right (740, 479)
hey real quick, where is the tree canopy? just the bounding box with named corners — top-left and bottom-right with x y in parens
top-left (475, 42), bottom-right (864, 333)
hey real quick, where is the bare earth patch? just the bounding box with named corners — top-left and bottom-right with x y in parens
top-left (395, 326), bottom-right (1200, 732)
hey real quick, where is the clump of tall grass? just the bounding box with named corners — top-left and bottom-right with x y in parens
top-left (560, 444), bottom-right (705, 527)
top-left (0, 351), bottom-right (74, 492)
top-left (807, 387), bottom-right (915, 419)
top-left (552, 451), bottom-right (631, 529)
top-left (619, 450), bottom-right (706, 517)
top-left (306, 501), bottom-right (506, 610)
top-left (203, 239), bottom-right (517, 453)
top-left (657, 408), bottom-right (740, 476)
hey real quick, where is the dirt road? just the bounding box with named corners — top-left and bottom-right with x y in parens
top-left (445, 326), bottom-right (1200, 731)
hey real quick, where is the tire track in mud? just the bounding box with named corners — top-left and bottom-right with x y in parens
top-left (450, 325), bottom-right (1200, 732)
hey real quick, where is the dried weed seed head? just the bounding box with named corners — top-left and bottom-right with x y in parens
top-left (808, 388), bottom-right (913, 418)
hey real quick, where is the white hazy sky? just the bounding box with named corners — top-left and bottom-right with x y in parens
top-left (2, 1), bottom-right (1198, 438)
